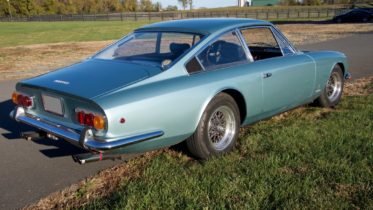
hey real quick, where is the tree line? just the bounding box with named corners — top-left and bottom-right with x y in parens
top-left (0, 0), bottom-right (185, 17)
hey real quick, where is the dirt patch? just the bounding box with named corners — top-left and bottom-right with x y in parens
top-left (0, 41), bottom-right (112, 80)
top-left (344, 76), bottom-right (373, 96)
top-left (1, 23), bottom-right (372, 80)
top-left (278, 23), bottom-right (373, 46)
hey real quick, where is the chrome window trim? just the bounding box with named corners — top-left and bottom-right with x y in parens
top-left (235, 29), bottom-right (254, 62)
top-left (195, 56), bottom-right (206, 71)
top-left (271, 26), bottom-right (298, 53)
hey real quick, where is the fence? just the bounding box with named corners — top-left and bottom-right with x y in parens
top-left (0, 7), bottom-right (349, 22)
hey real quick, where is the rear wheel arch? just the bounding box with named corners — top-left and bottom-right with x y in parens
top-left (336, 62), bottom-right (345, 76)
top-left (221, 89), bottom-right (246, 125)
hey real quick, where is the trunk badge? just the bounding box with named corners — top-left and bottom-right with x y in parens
top-left (54, 80), bottom-right (70, 85)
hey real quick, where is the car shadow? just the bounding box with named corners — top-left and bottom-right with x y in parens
top-left (0, 99), bottom-right (31, 139)
top-left (0, 99), bottom-right (87, 158)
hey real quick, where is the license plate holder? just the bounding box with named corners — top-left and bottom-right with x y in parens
top-left (42, 94), bottom-right (64, 116)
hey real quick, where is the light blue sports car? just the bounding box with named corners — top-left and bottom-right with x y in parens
top-left (10, 18), bottom-right (351, 163)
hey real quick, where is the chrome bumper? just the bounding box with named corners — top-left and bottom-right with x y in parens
top-left (345, 72), bottom-right (352, 80)
top-left (10, 107), bottom-right (164, 152)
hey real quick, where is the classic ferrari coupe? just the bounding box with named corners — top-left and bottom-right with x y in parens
top-left (10, 18), bottom-right (351, 163)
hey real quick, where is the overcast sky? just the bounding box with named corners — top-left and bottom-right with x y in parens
top-left (151, 0), bottom-right (238, 9)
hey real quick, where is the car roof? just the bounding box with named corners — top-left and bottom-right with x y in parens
top-left (135, 18), bottom-right (270, 35)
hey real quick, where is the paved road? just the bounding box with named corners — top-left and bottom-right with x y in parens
top-left (300, 32), bottom-right (373, 79)
top-left (0, 33), bottom-right (372, 210)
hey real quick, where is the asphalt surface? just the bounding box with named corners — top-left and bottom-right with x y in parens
top-left (300, 32), bottom-right (373, 79)
top-left (0, 33), bottom-right (372, 210)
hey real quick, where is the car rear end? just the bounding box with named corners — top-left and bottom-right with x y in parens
top-left (10, 83), bottom-right (109, 150)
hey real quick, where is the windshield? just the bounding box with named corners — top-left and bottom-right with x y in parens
top-left (94, 32), bottom-right (204, 68)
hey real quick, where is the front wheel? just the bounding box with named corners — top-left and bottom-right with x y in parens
top-left (186, 93), bottom-right (240, 159)
top-left (315, 65), bottom-right (344, 108)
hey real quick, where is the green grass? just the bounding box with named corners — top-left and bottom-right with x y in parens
top-left (0, 21), bottom-right (154, 47)
top-left (80, 93), bottom-right (373, 209)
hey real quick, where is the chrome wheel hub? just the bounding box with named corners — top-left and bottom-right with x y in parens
top-left (207, 106), bottom-right (236, 151)
top-left (326, 72), bottom-right (342, 102)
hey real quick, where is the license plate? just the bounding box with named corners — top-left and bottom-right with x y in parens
top-left (42, 94), bottom-right (63, 116)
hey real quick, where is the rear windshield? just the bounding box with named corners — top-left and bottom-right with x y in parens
top-left (94, 32), bottom-right (204, 68)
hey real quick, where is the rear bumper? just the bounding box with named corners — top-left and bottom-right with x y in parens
top-left (10, 106), bottom-right (164, 152)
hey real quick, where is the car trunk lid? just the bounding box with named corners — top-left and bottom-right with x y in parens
top-left (19, 59), bottom-right (161, 99)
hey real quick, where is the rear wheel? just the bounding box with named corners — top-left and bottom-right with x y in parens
top-left (315, 65), bottom-right (344, 108)
top-left (186, 93), bottom-right (240, 159)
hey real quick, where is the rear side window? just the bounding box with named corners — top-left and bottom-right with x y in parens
top-left (196, 31), bottom-right (247, 71)
top-left (185, 57), bottom-right (203, 73)
top-left (240, 27), bottom-right (283, 61)
top-left (160, 33), bottom-right (201, 54)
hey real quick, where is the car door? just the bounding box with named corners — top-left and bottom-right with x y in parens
top-left (239, 26), bottom-right (316, 114)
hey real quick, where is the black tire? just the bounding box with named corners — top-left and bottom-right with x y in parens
top-left (186, 93), bottom-right (240, 159)
top-left (315, 65), bottom-right (344, 108)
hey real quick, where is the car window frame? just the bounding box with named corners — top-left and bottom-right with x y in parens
top-left (239, 25), bottom-right (285, 58)
top-left (184, 29), bottom-right (251, 74)
top-left (271, 26), bottom-right (298, 54)
top-left (239, 25), bottom-right (298, 57)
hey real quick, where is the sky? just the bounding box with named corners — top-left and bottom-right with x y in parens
top-left (151, 0), bottom-right (238, 9)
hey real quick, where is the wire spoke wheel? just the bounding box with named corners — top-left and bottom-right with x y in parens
top-left (207, 106), bottom-right (236, 151)
top-left (326, 71), bottom-right (342, 102)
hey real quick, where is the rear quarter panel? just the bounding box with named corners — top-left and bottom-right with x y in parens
top-left (94, 63), bottom-right (263, 151)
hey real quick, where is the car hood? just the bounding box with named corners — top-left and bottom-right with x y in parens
top-left (19, 59), bottom-right (161, 99)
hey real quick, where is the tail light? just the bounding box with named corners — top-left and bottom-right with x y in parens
top-left (12, 92), bottom-right (33, 108)
top-left (76, 110), bottom-right (105, 130)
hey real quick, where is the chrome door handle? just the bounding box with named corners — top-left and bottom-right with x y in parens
top-left (263, 73), bottom-right (272, 78)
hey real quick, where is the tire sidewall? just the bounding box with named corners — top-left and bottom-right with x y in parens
top-left (320, 66), bottom-right (344, 107)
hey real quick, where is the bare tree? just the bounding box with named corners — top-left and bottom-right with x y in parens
top-left (178, 0), bottom-right (187, 10)
top-left (188, 0), bottom-right (193, 10)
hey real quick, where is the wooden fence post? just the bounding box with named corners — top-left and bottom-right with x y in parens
top-left (308, 8), bottom-right (310, 18)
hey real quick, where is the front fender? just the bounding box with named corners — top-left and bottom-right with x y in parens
top-left (304, 51), bottom-right (349, 92)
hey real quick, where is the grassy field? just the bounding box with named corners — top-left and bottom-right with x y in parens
top-left (26, 78), bottom-right (373, 209)
top-left (0, 21), bottom-right (153, 47)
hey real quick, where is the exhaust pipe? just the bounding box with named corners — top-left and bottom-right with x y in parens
top-left (72, 152), bottom-right (125, 164)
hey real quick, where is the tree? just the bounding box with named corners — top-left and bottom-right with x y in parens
top-left (123, 0), bottom-right (137, 12)
top-left (178, 0), bottom-right (187, 10)
top-left (154, 2), bottom-right (161, 12)
top-left (139, 0), bottom-right (153, 12)
top-left (165, 5), bottom-right (177, 11)
top-left (188, 0), bottom-right (193, 10)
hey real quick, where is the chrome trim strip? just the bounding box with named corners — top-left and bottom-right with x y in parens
top-left (10, 107), bottom-right (164, 152)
